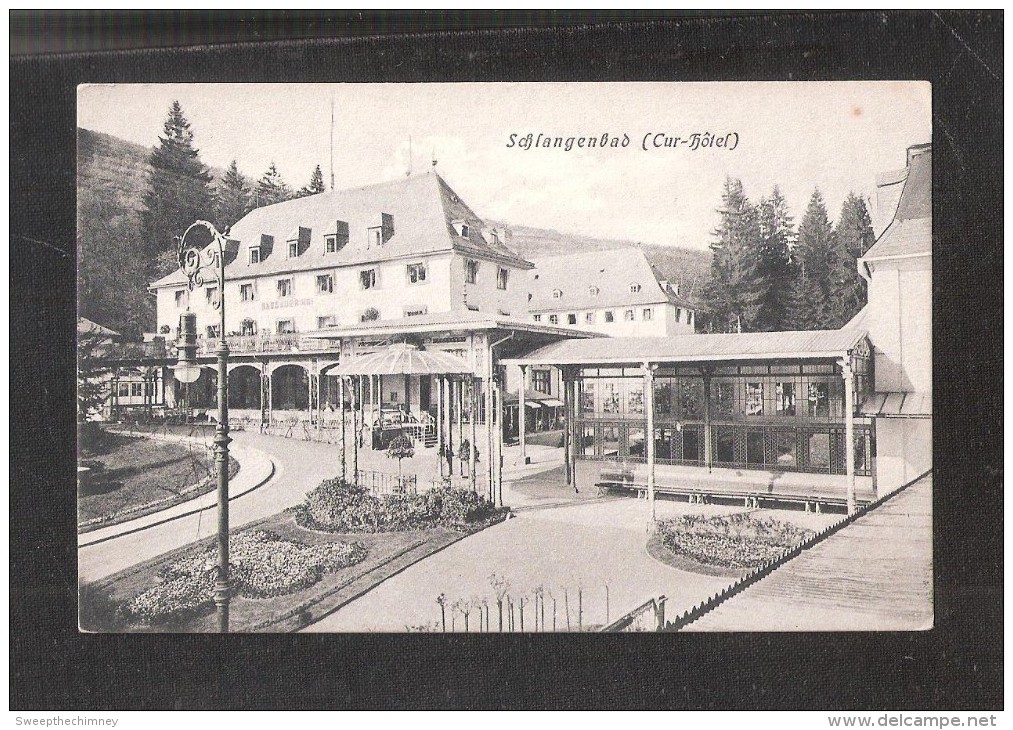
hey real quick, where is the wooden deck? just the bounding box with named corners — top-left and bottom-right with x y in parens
top-left (682, 472), bottom-right (932, 631)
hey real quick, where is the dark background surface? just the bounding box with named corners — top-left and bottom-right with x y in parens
top-left (10, 10), bottom-right (1003, 710)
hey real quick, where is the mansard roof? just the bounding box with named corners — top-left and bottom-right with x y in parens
top-left (862, 145), bottom-right (931, 266)
top-left (150, 172), bottom-right (532, 289)
top-left (527, 248), bottom-right (700, 312)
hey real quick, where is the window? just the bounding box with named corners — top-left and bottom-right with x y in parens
top-left (604, 310), bottom-right (615, 323)
top-left (360, 269), bottom-right (377, 290)
top-left (174, 290), bottom-right (186, 307)
top-left (249, 247), bottom-right (261, 264)
top-left (711, 381), bottom-right (736, 417)
top-left (131, 382), bottom-right (143, 398)
top-left (642, 308), bottom-right (653, 321)
top-left (205, 287), bottom-right (219, 306)
top-left (629, 283), bottom-right (642, 293)
top-left (687, 311), bottom-right (694, 326)
top-left (460, 224), bottom-right (470, 239)
top-left (325, 235), bottom-right (336, 253)
top-left (624, 309), bottom-right (635, 321)
top-left (532, 369), bottom-right (551, 394)
top-left (675, 308), bottom-right (682, 323)
top-left (497, 267), bottom-right (509, 290)
top-left (776, 382), bottom-right (796, 416)
top-left (680, 380), bottom-right (704, 419)
top-left (240, 283), bottom-right (255, 302)
top-left (117, 382), bottom-right (130, 397)
top-left (567, 313), bottom-right (577, 325)
top-left (206, 325), bottom-right (220, 339)
top-left (588, 285), bottom-right (600, 296)
top-left (808, 382), bottom-right (830, 418)
top-left (240, 319), bottom-right (257, 336)
top-left (316, 274), bottom-right (334, 294)
top-left (549, 314), bottom-right (559, 325)
top-left (465, 259), bottom-right (479, 284)
top-left (277, 320), bottom-right (295, 334)
top-left (277, 279), bottom-right (293, 297)
top-left (552, 288), bottom-right (563, 299)
top-left (404, 306), bottom-right (428, 317)
top-left (745, 382), bottom-right (763, 416)
top-left (585, 312), bottom-right (595, 324)
top-left (533, 314), bottom-right (542, 322)
top-left (288, 241), bottom-right (298, 258)
top-left (406, 262), bottom-right (427, 284)
top-left (317, 315), bottom-right (336, 329)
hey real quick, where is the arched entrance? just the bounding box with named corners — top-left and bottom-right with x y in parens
top-left (228, 365), bottom-right (262, 409)
top-left (174, 367), bottom-right (217, 410)
top-left (272, 364), bottom-right (309, 411)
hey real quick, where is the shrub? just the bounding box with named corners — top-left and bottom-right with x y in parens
top-left (293, 478), bottom-right (502, 533)
top-left (117, 529), bottom-right (366, 626)
top-left (657, 512), bottom-right (813, 570)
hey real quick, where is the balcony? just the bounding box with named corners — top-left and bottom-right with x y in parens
top-left (195, 333), bottom-right (341, 356)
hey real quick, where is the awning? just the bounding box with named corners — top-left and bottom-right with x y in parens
top-left (524, 401), bottom-right (543, 410)
top-left (861, 392), bottom-right (931, 418)
top-left (539, 398), bottom-right (564, 407)
top-left (329, 342), bottom-right (473, 377)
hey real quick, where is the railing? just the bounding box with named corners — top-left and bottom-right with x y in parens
top-left (196, 333), bottom-right (341, 355)
top-left (600, 596), bottom-right (667, 632)
top-left (355, 469), bottom-right (418, 496)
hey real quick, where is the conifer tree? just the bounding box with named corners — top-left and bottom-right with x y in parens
top-left (214, 160), bottom-right (251, 230)
top-left (704, 177), bottom-right (761, 332)
top-left (828, 192), bottom-right (876, 327)
top-left (753, 186), bottom-right (796, 331)
top-left (252, 162), bottom-right (293, 208)
top-left (140, 101), bottom-right (213, 263)
top-left (297, 164), bottom-right (327, 197)
top-left (788, 188), bottom-right (836, 330)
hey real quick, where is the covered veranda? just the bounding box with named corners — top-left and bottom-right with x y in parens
top-left (504, 326), bottom-right (877, 515)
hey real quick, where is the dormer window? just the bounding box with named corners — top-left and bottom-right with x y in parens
top-left (249, 247), bottom-right (261, 264)
top-left (552, 288), bottom-right (563, 299)
top-left (588, 286), bottom-right (600, 296)
top-left (288, 241), bottom-right (298, 258)
top-left (451, 220), bottom-right (470, 238)
top-left (629, 283), bottom-right (642, 294)
top-left (461, 224), bottom-right (470, 239)
top-left (325, 221), bottom-right (349, 253)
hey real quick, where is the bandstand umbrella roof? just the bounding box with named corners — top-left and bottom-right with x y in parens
top-left (330, 342), bottom-right (473, 377)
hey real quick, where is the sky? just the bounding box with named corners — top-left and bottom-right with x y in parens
top-left (78, 82), bottom-right (931, 249)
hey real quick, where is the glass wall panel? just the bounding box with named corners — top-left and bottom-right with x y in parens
top-left (627, 382), bottom-right (645, 415)
top-left (806, 432), bottom-right (831, 470)
top-left (683, 428), bottom-right (702, 463)
top-left (711, 381), bottom-right (736, 418)
top-left (745, 382), bottom-right (764, 416)
top-left (772, 431), bottom-right (797, 469)
top-left (746, 430), bottom-right (765, 465)
top-left (601, 425), bottom-right (621, 459)
top-left (807, 382), bottom-right (830, 418)
top-left (579, 381), bottom-right (595, 417)
top-left (775, 382), bottom-right (796, 415)
top-left (654, 427), bottom-right (674, 463)
top-left (627, 426), bottom-right (646, 461)
top-left (654, 379), bottom-right (675, 417)
top-left (679, 379), bottom-right (704, 419)
top-left (601, 381), bottom-right (623, 415)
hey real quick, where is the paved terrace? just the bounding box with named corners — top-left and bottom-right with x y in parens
top-left (683, 472), bottom-right (933, 631)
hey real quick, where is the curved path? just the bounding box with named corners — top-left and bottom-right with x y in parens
top-left (78, 431), bottom-right (345, 582)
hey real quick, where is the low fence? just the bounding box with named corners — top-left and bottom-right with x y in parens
top-left (601, 596), bottom-right (667, 632)
top-left (355, 469), bottom-right (417, 495)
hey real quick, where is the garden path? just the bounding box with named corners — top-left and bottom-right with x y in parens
top-left (300, 497), bottom-right (834, 632)
top-left (682, 473), bottom-right (933, 631)
top-left (79, 431), bottom-right (342, 582)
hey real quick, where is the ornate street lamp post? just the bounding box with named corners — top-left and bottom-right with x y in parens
top-left (174, 220), bottom-right (232, 633)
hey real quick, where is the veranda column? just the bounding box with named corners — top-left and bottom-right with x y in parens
top-left (842, 360), bottom-right (857, 515)
top-left (703, 369), bottom-right (712, 472)
top-left (436, 376), bottom-right (445, 479)
top-left (469, 377), bottom-right (478, 492)
top-left (644, 362), bottom-right (656, 524)
top-left (261, 364), bottom-right (272, 429)
top-left (339, 375), bottom-right (347, 480)
top-left (457, 380), bottom-right (464, 456)
top-left (445, 377), bottom-right (454, 477)
top-left (494, 380), bottom-right (504, 507)
top-left (352, 375), bottom-right (360, 481)
top-left (562, 368), bottom-right (572, 486)
top-left (518, 365), bottom-right (528, 466)
top-left (315, 363), bottom-right (323, 432)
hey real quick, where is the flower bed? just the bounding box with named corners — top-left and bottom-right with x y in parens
top-left (292, 478), bottom-right (503, 533)
top-left (656, 512), bottom-right (814, 570)
top-left (118, 529), bottom-right (366, 626)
